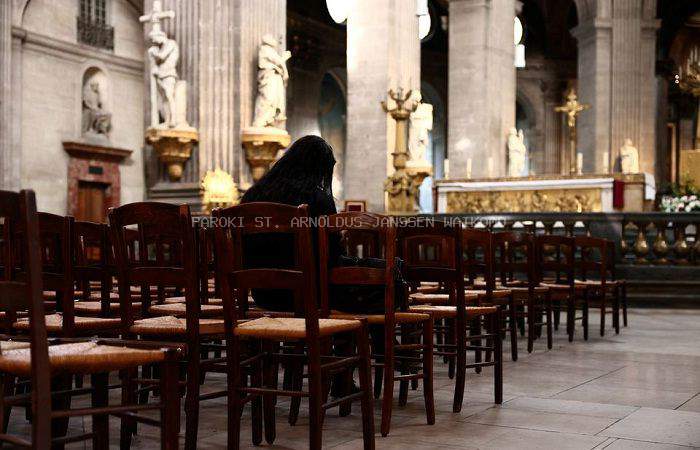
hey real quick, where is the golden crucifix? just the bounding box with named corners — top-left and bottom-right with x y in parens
top-left (555, 89), bottom-right (590, 175)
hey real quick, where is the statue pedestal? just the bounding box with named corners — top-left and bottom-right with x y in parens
top-left (435, 173), bottom-right (656, 213)
top-left (145, 126), bottom-right (199, 182)
top-left (241, 127), bottom-right (291, 182)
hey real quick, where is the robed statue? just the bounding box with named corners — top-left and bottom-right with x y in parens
top-left (252, 35), bottom-right (291, 129)
top-left (507, 128), bottom-right (527, 177)
top-left (82, 80), bottom-right (111, 138)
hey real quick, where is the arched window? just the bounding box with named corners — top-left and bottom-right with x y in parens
top-left (77, 0), bottom-right (114, 50)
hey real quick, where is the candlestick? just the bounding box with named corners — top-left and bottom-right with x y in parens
top-left (444, 159), bottom-right (450, 179)
top-left (466, 158), bottom-right (472, 179)
top-left (576, 153), bottom-right (583, 175)
top-left (487, 157), bottom-right (494, 178)
top-left (603, 152), bottom-right (609, 174)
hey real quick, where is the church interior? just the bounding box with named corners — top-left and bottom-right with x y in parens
top-left (0, 0), bottom-right (700, 449)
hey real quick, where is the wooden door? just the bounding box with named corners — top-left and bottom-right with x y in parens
top-left (77, 181), bottom-right (107, 223)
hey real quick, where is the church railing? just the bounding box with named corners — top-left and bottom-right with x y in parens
top-left (76, 17), bottom-right (115, 50)
top-left (424, 212), bottom-right (700, 266)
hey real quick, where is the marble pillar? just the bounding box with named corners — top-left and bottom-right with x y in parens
top-left (345, 0), bottom-right (420, 212)
top-left (573, 0), bottom-right (659, 174)
top-left (448, 0), bottom-right (516, 179)
top-left (145, 0), bottom-right (285, 199)
top-left (0, 0), bottom-right (20, 190)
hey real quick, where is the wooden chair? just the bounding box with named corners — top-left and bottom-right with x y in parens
top-left (0, 189), bottom-right (183, 449)
top-left (462, 228), bottom-right (518, 361)
top-left (213, 202), bottom-right (375, 450)
top-left (535, 235), bottom-right (583, 341)
top-left (397, 220), bottom-right (502, 412)
top-left (319, 212), bottom-right (433, 436)
top-left (575, 236), bottom-right (620, 336)
top-left (493, 231), bottom-right (553, 353)
top-left (607, 240), bottom-right (628, 327)
top-left (109, 202), bottom-right (226, 450)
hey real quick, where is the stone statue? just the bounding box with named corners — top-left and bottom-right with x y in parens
top-left (619, 138), bottom-right (640, 174)
top-left (408, 102), bottom-right (433, 166)
top-left (252, 34), bottom-right (291, 129)
top-left (507, 127), bottom-right (527, 177)
top-left (81, 78), bottom-right (111, 138)
top-left (147, 28), bottom-right (180, 128)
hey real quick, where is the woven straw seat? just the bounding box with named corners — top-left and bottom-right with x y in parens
top-left (13, 314), bottom-right (122, 333)
top-left (506, 285), bottom-right (549, 294)
top-left (0, 341), bottom-right (167, 376)
top-left (416, 285), bottom-right (440, 294)
top-left (244, 309), bottom-right (295, 319)
top-left (330, 311), bottom-right (431, 325)
top-left (409, 292), bottom-right (449, 304)
top-left (163, 296), bottom-right (223, 305)
top-left (0, 341), bottom-right (30, 351)
top-left (148, 302), bottom-right (223, 317)
top-left (87, 291), bottom-right (120, 301)
top-left (43, 290), bottom-right (83, 301)
top-left (234, 316), bottom-right (361, 340)
top-left (539, 281), bottom-right (589, 291)
top-left (74, 301), bottom-right (142, 315)
top-left (408, 305), bottom-right (498, 319)
top-left (129, 316), bottom-right (225, 336)
top-left (464, 289), bottom-right (511, 299)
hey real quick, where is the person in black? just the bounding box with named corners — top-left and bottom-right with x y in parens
top-left (240, 135), bottom-right (389, 314)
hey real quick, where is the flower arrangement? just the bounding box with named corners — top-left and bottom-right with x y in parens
top-left (659, 177), bottom-right (700, 213)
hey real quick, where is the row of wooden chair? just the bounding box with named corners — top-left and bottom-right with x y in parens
top-left (0, 191), bottom-right (624, 449)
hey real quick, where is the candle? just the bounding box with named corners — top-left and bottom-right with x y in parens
top-left (576, 153), bottom-right (583, 175)
top-left (602, 152), bottom-right (609, 174)
top-left (487, 157), bottom-right (494, 178)
top-left (444, 159), bottom-right (450, 179)
top-left (466, 158), bottom-right (472, 179)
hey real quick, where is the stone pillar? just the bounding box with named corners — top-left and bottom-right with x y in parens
top-left (542, 82), bottom-right (564, 174)
top-left (573, 0), bottom-right (659, 174)
top-left (146, 0), bottom-right (285, 198)
top-left (0, 0), bottom-right (20, 190)
top-left (345, 0), bottom-right (420, 212)
top-left (448, 0), bottom-right (516, 179)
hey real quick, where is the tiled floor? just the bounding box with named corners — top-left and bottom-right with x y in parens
top-left (7, 308), bottom-right (700, 448)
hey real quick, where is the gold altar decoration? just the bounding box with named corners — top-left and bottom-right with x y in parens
top-left (555, 89), bottom-right (590, 175)
top-left (145, 127), bottom-right (199, 182)
top-left (241, 128), bottom-right (291, 182)
top-left (201, 167), bottom-right (239, 212)
top-left (382, 88), bottom-right (427, 213)
top-left (677, 46), bottom-right (700, 181)
top-left (446, 189), bottom-right (601, 214)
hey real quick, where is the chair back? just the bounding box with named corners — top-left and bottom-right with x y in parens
top-left (574, 236), bottom-right (609, 284)
top-left (493, 231), bottom-right (536, 288)
top-left (0, 190), bottom-right (52, 440)
top-left (212, 202), bottom-right (320, 335)
top-left (397, 220), bottom-right (465, 315)
top-left (462, 228), bottom-right (496, 292)
top-left (73, 221), bottom-right (111, 305)
top-left (108, 202), bottom-right (199, 334)
top-left (535, 235), bottom-right (575, 286)
top-left (318, 212), bottom-right (395, 317)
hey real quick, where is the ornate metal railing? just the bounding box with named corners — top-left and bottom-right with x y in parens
top-left (425, 212), bottom-right (700, 265)
top-left (76, 17), bottom-right (114, 50)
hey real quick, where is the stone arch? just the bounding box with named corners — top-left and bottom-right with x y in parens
top-left (318, 70), bottom-right (347, 200)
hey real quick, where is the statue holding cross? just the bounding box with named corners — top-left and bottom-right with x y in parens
top-left (140, 0), bottom-right (187, 129)
top-left (555, 89), bottom-right (590, 175)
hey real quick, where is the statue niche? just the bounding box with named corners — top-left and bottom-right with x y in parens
top-left (81, 68), bottom-right (111, 143)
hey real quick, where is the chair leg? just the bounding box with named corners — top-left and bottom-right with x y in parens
top-left (446, 318), bottom-right (456, 379)
top-left (527, 295), bottom-right (535, 353)
top-left (583, 291), bottom-right (589, 341)
top-left (600, 293), bottom-right (606, 337)
top-left (355, 324), bottom-right (375, 450)
top-left (470, 317), bottom-right (482, 374)
top-left (398, 324), bottom-right (410, 407)
top-left (307, 340), bottom-right (324, 450)
top-left (422, 319), bottom-right (435, 426)
top-left (508, 298), bottom-right (518, 361)
top-left (622, 283), bottom-right (628, 327)
top-left (250, 341), bottom-right (263, 446)
top-left (567, 294), bottom-right (575, 342)
top-left (613, 287), bottom-right (620, 335)
top-left (546, 291), bottom-right (553, 350)
top-left (184, 345), bottom-right (202, 450)
top-left (263, 341), bottom-right (277, 444)
top-left (161, 359), bottom-right (181, 450)
top-left (0, 375), bottom-right (14, 434)
top-left (380, 326), bottom-right (394, 437)
top-left (120, 368), bottom-right (137, 450)
top-left (493, 310), bottom-right (503, 404)
top-left (288, 342), bottom-right (305, 425)
top-left (452, 314), bottom-right (467, 413)
top-left (227, 337), bottom-right (243, 450)
top-left (91, 372), bottom-right (110, 450)
top-left (553, 300), bottom-right (560, 331)
top-left (50, 374), bottom-right (72, 450)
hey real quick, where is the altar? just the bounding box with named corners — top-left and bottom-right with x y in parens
top-left (434, 173), bottom-right (656, 213)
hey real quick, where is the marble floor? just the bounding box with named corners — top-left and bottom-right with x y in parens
top-left (8, 309), bottom-right (700, 449)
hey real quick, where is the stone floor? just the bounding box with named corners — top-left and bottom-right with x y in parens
top-left (8, 309), bottom-right (700, 448)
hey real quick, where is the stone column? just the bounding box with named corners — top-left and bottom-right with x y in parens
top-left (573, 0), bottom-right (659, 174)
top-left (542, 82), bottom-right (564, 174)
top-left (448, 0), bottom-right (516, 179)
top-left (345, 0), bottom-right (420, 212)
top-left (0, 0), bottom-right (19, 190)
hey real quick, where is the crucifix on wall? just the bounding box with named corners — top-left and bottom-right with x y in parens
top-left (555, 89), bottom-right (590, 175)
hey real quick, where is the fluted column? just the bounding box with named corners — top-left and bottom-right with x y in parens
top-left (448, 0), bottom-right (516, 179)
top-left (573, 0), bottom-right (659, 174)
top-left (345, 0), bottom-right (420, 212)
top-left (0, 0), bottom-right (17, 190)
